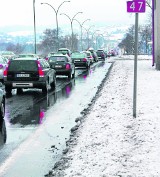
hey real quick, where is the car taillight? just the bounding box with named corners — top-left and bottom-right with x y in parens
top-left (66, 64), bottom-right (70, 70)
top-left (3, 67), bottom-right (8, 76)
top-left (101, 54), bottom-right (104, 56)
top-left (36, 61), bottom-right (44, 77)
top-left (83, 58), bottom-right (87, 62)
top-left (3, 61), bottom-right (10, 77)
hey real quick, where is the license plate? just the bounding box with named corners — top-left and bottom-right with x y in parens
top-left (75, 60), bottom-right (80, 62)
top-left (55, 65), bottom-right (62, 68)
top-left (17, 74), bottom-right (30, 77)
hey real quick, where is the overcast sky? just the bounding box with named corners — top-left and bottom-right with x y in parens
top-left (0, 0), bottom-right (150, 28)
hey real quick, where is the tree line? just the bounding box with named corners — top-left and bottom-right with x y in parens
top-left (118, 24), bottom-right (152, 55)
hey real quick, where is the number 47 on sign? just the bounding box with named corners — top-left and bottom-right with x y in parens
top-left (127, 0), bottom-right (146, 13)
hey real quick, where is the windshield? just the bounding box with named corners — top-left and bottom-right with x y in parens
top-left (58, 50), bottom-right (68, 54)
top-left (71, 53), bottom-right (86, 58)
top-left (49, 56), bottom-right (68, 62)
top-left (18, 54), bottom-right (36, 58)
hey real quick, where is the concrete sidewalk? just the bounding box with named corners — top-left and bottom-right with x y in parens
top-left (49, 57), bottom-right (160, 177)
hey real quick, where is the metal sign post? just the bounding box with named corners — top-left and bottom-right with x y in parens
top-left (127, 0), bottom-right (146, 118)
top-left (133, 13), bottom-right (139, 118)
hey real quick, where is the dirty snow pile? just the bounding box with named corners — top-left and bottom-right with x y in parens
top-left (51, 57), bottom-right (160, 177)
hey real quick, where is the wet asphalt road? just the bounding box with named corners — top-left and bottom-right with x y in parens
top-left (0, 59), bottom-right (112, 177)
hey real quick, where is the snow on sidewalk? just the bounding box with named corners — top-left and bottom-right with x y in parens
top-left (52, 59), bottom-right (160, 177)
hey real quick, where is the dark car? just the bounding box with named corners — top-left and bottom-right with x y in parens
top-left (108, 49), bottom-right (117, 56)
top-left (57, 48), bottom-right (72, 57)
top-left (3, 57), bottom-right (56, 94)
top-left (96, 49), bottom-right (106, 60)
top-left (71, 52), bottom-right (90, 69)
top-left (48, 54), bottom-right (75, 79)
top-left (0, 83), bottom-right (6, 144)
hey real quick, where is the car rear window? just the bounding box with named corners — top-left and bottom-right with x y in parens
top-left (84, 52), bottom-right (91, 57)
top-left (18, 54), bottom-right (35, 58)
top-left (58, 50), bottom-right (68, 54)
top-left (97, 51), bottom-right (104, 54)
top-left (71, 53), bottom-right (86, 58)
top-left (8, 60), bottom-right (38, 71)
top-left (49, 56), bottom-right (68, 62)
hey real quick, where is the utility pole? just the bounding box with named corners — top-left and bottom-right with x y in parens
top-left (33, 0), bottom-right (37, 54)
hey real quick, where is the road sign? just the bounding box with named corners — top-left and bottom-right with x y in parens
top-left (127, 0), bottom-right (146, 13)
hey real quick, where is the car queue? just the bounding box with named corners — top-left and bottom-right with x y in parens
top-left (0, 48), bottom-right (112, 92)
top-left (0, 48), bottom-right (110, 95)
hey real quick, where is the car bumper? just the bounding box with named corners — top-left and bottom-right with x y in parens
top-left (54, 69), bottom-right (71, 76)
top-left (4, 81), bottom-right (46, 89)
top-left (74, 62), bottom-right (88, 67)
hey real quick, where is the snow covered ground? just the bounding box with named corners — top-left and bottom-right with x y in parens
top-left (49, 55), bottom-right (160, 177)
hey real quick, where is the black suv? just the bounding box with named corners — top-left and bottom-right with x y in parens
top-left (48, 54), bottom-right (75, 79)
top-left (96, 49), bottom-right (106, 60)
top-left (3, 57), bottom-right (56, 94)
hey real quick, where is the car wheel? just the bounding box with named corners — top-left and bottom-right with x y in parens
top-left (0, 120), bottom-right (7, 143)
top-left (17, 88), bottom-right (23, 94)
top-left (51, 78), bottom-right (56, 90)
top-left (72, 69), bottom-right (75, 78)
top-left (68, 72), bottom-right (72, 79)
top-left (86, 64), bottom-right (90, 70)
top-left (5, 86), bottom-right (12, 94)
top-left (42, 81), bottom-right (49, 93)
top-left (0, 99), bottom-right (5, 119)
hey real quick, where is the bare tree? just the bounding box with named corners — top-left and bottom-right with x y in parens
top-left (118, 25), bottom-right (135, 54)
top-left (139, 25), bottom-right (152, 54)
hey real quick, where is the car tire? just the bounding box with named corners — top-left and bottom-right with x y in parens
top-left (0, 120), bottom-right (7, 143)
top-left (0, 99), bottom-right (5, 119)
top-left (42, 81), bottom-right (49, 94)
top-left (86, 64), bottom-right (90, 70)
top-left (17, 88), bottom-right (23, 94)
top-left (51, 78), bottom-right (56, 90)
top-left (68, 72), bottom-right (72, 79)
top-left (5, 86), bottom-right (12, 94)
top-left (72, 69), bottom-right (75, 78)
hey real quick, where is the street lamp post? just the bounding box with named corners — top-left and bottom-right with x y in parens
top-left (41, 1), bottom-right (70, 50)
top-left (33, 0), bottom-right (36, 54)
top-left (73, 19), bottom-right (90, 51)
top-left (83, 25), bottom-right (95, 49)
top-left (60, 12), bottom-right (83, 51)
top-left (96, 33), bottom-right (106, 49)
top-left (91, 30), bottom-right (100, 49)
